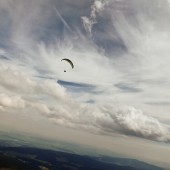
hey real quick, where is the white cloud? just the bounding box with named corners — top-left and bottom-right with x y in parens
top-left (0, 0), bottom-right (169, 143)
top-left (108, 106), bottom-right (170, 142)
top-left (46, 103), bottom-right (170, 142)
top-left (81, 16), bottom-right (94, 34)
top-left (0, 65), bottom-right (169, 142)
top-left (0, 93), bottom-right (25, 108)
top-left (0, 66), bottom-right (37, 93)
top-left (42, 80), bottom-right (69, 101)
top-left (81, 0), bottom-right (108, 33)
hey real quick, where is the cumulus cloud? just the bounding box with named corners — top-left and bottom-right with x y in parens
top-left (0, 65), bottom-right (169, 142)
top-left (0, 66), bottom-right (36, 93)
top-left (109, 106), bottom-right (170, 142)
top-left (0, 66), bottom-right (70, 101)
top-left (81, 0), bottom-right (108, 33)
top-left (42, 103), bottom-right (170, 142)
top-left (0, 93), bottom-right (25, 109)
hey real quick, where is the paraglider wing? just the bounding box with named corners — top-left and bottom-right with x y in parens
top-left (61, 58), bottom-right (74, 69)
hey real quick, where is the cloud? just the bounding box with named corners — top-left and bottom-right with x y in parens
top-left (0, 64), bottom-right (169, 142)
top-left (114, 82), bottom-right (142, 93)
top-left (81, 0), bottom-right (109, 33)
top-left (108, 106), bottom-right (170, 142)
top-left (45, 103), bottom-right (170, 142)
top-left (0, 0), bottom-right (170, 143)
top-left (0, 66), bottom-right (70, 101)
top-left (145, 102), bottom-right (170, 106)
top-left (0, 93), bottom-right (25, 109)
top-left (58, 80), bottom-right (98, 94)
top-left (54, 8), bottom-right (72, 31)
top-left (0, 65), bottom-right (37, 93)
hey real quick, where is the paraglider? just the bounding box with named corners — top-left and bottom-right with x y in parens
top-left (61, 58), bottom-right (74, 72)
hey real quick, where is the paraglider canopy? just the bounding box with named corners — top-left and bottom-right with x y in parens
top-left (61, 58), bottom-right (74, 72)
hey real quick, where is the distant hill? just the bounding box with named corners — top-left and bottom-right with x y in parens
top-left (96, 156), bottom-right (164, 170)
top-left (0, 131), bottom-right (165, 170)
top-left (0, 146), bottom-right (164, 170)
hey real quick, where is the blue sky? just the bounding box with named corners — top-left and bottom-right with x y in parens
top-left (0, 0), bottom-right (170, 168)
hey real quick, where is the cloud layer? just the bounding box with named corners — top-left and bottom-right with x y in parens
top-left (0, 67), bottom-right (169, 142)
top-left (0, 0), bottom-right (170, 142)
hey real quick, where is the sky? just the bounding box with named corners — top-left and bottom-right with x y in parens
top-left (0, 0), bottom-right (170, 168)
